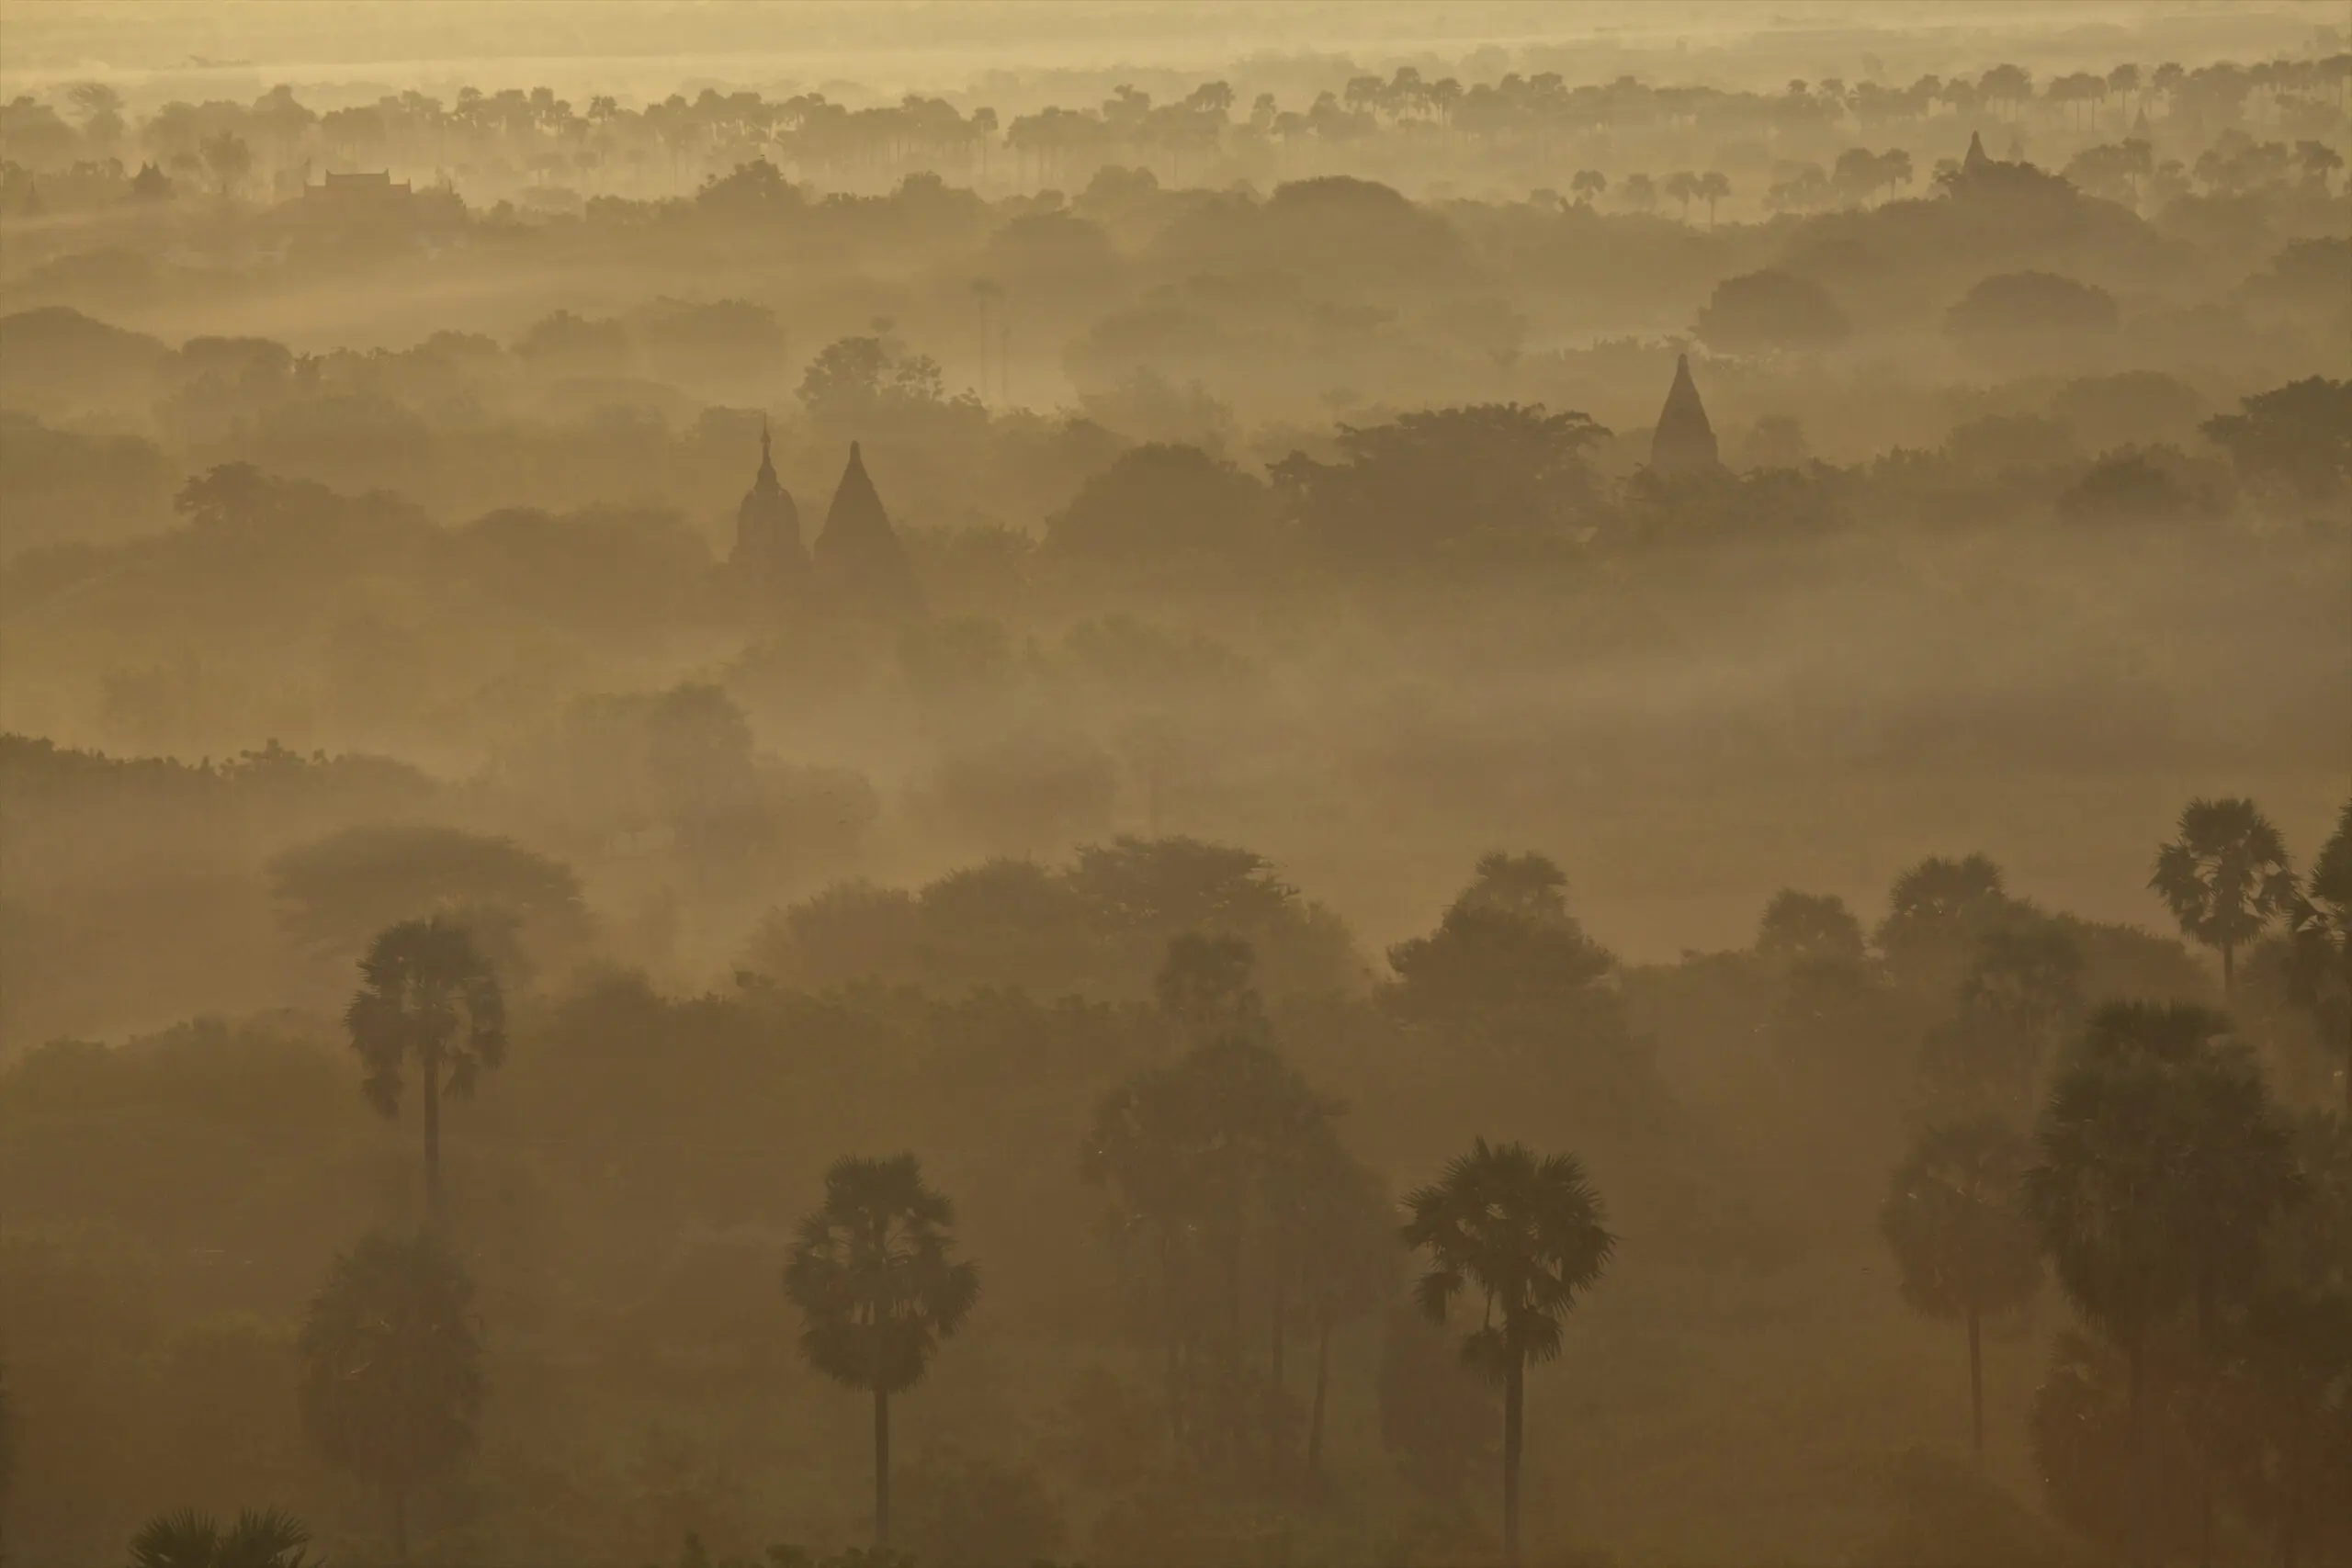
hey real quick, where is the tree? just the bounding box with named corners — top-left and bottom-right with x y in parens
top-left (1285, 1136), bottom-right (1396, 1489)
top-left (1568, 168), bottom-right (1606, 204)
top-left (1882, 1117), bottom-right (2042, 1458)
top-left (2027, 1002), bottom-right (2302, 1567)
top-left (1758, 889), bottom-right (1865, 964)
top-left (1663, 169), bottom-right (1701, 219)
top-left (198, 131), bottom-right (252, 198)
top-left (267, 823), bottom-right (587, 981)
top-left (0, 1353), bottom-right (10, 1565)
top-left (127, 1507), bottom-right (314, 1568)
top-left (344, 916), bottom-right (508, 1224)
top-left (2200, 378), bottom-right (2352, 503)
top-left (1401, 1138), bottom-right (1615, 1563)
top-left (2152, 796), bottom-right (2298, 999)
top-left (2287, 800), bottom-right (2352, 1116)
top-left (299, 1232), bottom-right (484, 1564)
top-left (784, 1154), bottom-right (980, 1551)
top-left (1693, 270), bottom-right (1850, 355)
top-left (1697, 169), bottom-right (1730, 224)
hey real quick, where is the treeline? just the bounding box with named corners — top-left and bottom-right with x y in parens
top-left (4, 793), bottom-right (2347, 1563)
top-left (2, 50), bottom-right (2345, 211)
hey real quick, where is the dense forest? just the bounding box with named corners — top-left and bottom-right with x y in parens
top-left (1, 4), bottom-right (2348, 1565)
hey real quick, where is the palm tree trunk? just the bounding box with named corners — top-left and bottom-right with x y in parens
top-left (1968, 1305), bottom-right (1984, 1461)
top-left (391, 1483), bottom-right (410, 1565)
top-left (874, 1387), bottom-right (891, 1549)
top-left (2341, 1011), bottom-right (2349, 1120)
top-left (1502, 1353), bottom-right (1525, 1565)
top-left (2127, 1336), bottom-right (2152, 1568)
top-left (1306, 1316), bottom-right (1332, 1490)
top-left (422, 1042), bottom-right (443, 1225)
top-left (2222, 942), bottom-right (2235, 1003)
top-left (1267, 1255), bottom-right (1286, 1493)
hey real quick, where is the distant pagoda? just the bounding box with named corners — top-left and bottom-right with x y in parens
top-left (729, 420), bottom-right (806, 593)
top-left (812, 441), bottom-right (923, 615)
top-left (1649, 353), bottom-right (1721, 477)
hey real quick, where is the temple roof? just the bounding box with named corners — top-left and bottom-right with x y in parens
top-left (813, 441), bottom-right (922, 615)
top-left (1650, 353), bottom-right (1720, 476)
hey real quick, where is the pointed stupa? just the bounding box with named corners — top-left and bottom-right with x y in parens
top-left (1650, 354), bottom-right (1720, 477)
top-left (2130, 106), bottom-right (2151, 140)
top-left (730, 419), bottom-right (807, 591)
top-left (1962, 130), bottom-right (1994, 174)
top-left (812, 441), bottom-right (923, 615)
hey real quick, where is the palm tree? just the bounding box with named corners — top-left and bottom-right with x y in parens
top-left (2151, 796), bottom-right (2298, 999)
top-left (0, 1352), bottom-right (12, 1566)
top-left (298, 1232), bottom-right (484, 1564)
top-left (345, 917), bottom-right (507, 1224)
top-left (785, 1153), bottom-right (980, 1551)
top-left (1289, 1139), bottom-right (1396, 1490)
top-left (1881, 1116), bottom-right (2041, 1459)
top-left (128, 1507), bottom-right (314, 1568)
top-left (1698, 170), bottom-right (1731, 226)
top-left (1401, 1138), bottom-right (1614, 1563)
top-left (2286, 799), bottom-right (2352, 1115)
top-left (2026, 1002), bottom-right (2301, 1568)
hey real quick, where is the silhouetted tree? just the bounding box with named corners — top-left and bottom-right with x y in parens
top-left (2028, 1002), bottom-right (2302, 1567)
top-left (2202, 378), bottom-right (2352, 503)
top-left (1284, 1134), bottom-right (1396, 1489)
top-left (2287, 800), bottom-right (2352, 1115)
top-left (344, 916), bottom-right (508, 1224)
top-left (299, 1232), bottom-right (484, 1564)
top-left (784, 1154), bottom-right (980, 1551)
top-left (127, 1507), bottom-right (314, 1568)
top-left (1882, 1117), bottom-right (2042, 1458)
top-left (1758, 889), bottom-right (1866, 964)
top-left (2152, 796), bottom-right (2297, 999)
top-left (1402, 1138), bottom-right (1614, 1563)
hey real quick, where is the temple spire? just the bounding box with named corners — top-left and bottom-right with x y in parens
top-left (1650, 353), bottom-right (1720, 477)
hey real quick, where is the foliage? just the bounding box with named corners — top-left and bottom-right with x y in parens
top-left (2151, 796), bottom-right (2298, 988)
top-left (1271, 404), bottom-right (1608, 560)
top-left (1402, 1138), bottom-right (1614, 1385)
top-left (297, 1231), bottom-right (484, 1502)
top-left (126, 1506), bottom-right (313, 1568)
top-left (1693, 269), bottom-right (1850, 355)
top-left (344, 915), bottom-right (508, 1155)
top-left (2202, 377), bottom-right (2352, 502)
top-left (784, 1154), bottom-right (980, 1398)
top-left (1882, 1117), bottom-right (2042, 1325)
top-left (268, 823), bottom-right (585, 980)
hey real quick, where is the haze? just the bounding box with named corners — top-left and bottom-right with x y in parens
top-left (1, 3), bottom-right (2347, 1566)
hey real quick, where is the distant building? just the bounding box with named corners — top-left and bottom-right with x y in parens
top-left (812, 441), bottom-right (923, 615)
top-left (730, 421), bottom-right (807, 592)
top-left (128, 163), bottom-right (175, 201)
top-left (299, 170), bottom-right (413, 215)
top-left (1649, 353), bottom-right (1721, 477)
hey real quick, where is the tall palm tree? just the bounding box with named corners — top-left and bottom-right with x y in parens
top-left (1288, 1139), bottom-right (1396, 1490)
top-left (2286, 798), bottom-right (2352, 1116)
top-left (2151, 796), bottom-right (2298, 999)
top-left (298, 1232), bottom-right (483, 1564)
top-left (128, 1507), bottom-right (314, 1568)
top-left (2027, 1002), bottom-right (2301, 1568)
top-left (785, 1154), bottom-right (980, 1551)
top-left (1401, 1138), bottom-right (1614, 1563)
top-left (345, 917), bottom-right (507, 1224)
top-left (1880, 1116), bottom-right (2042, 1459)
